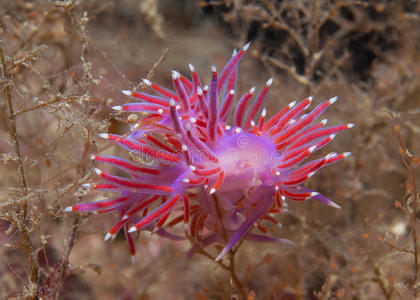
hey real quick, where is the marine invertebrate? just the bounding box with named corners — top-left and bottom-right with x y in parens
top-left (65, 43), bottom-right (352, 261)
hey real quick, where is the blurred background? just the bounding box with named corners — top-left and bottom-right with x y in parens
top-left (0, 0), bottom-right (419, 299)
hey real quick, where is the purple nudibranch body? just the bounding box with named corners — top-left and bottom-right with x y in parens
top-left (65, 43), bottom-right (353, 262)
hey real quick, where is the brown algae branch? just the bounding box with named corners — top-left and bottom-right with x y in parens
top-left (0, 42), bottom-right (38, 298)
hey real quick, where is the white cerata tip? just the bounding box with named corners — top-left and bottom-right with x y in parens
top-left (308, 145), bottom-right (317, 153)
top-left (325, 152), bottom-right (337, 159)
top-left (104, 232), bottom-right (113, 241)
top-left (329, 96), bottom-right (338, 104)
top-left (112, 105), bottom-right (122, 111)
top-left (142, 78), bottom-right (151, 86)
top-left (261, 108), bottom-right (267, 117)
top-left (215, 249), bottom-right (228, 262)
top-left (121, 90), bottom-right (132, 96)
top-left (211, 65), bottom-right (216, 72)
top-left (188, 63), bottom-right (195, 72)
top-left (266, 77), bottom-right (274, 87)
top-left (189, 165), bottom-right (197, 171)
top-left (64, 206), bottom-right (73, 212)
top-left (98, 133), bottom-right (109, 139)
top-left (242, 41), bottom-right (251, 51)
top-left (171, 70), bottom-right (180, 80)
top-left (128, 226), bottom-right (137, 233)
top-left (94, 168), bottom-right (102, 175)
